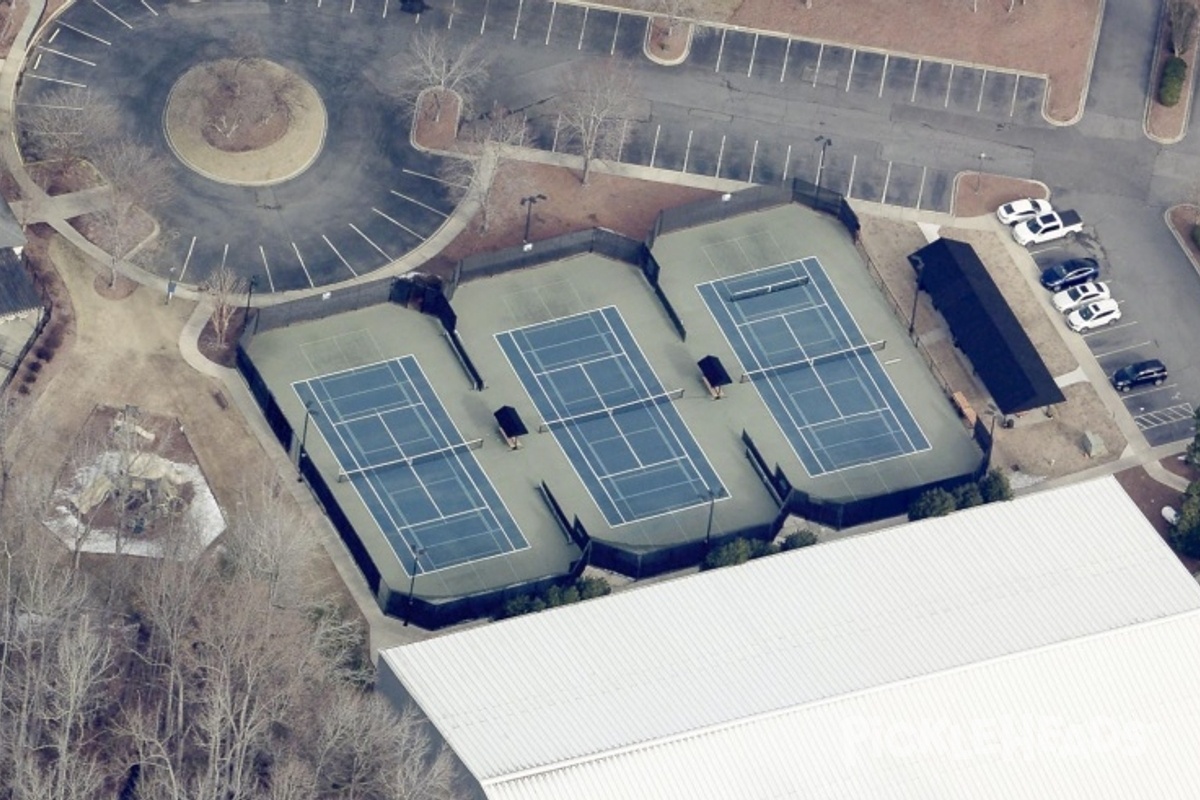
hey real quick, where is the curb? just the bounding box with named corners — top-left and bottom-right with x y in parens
top-left (947, 172), bottom-right (1052, 219)
top-left (1163, 204), bottom-right (1200, 281)
top-left (1041, 0), bottom-right (1106, 128)
top-left (1143, 2), bottom-right (1195, 145)
top-left (643, 17), bottom-right (691, 66)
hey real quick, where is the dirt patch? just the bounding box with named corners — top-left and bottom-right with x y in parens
top-left (68, 207), bottom-right (156, 267)
top-left (27, 159), bottom-right (105, 197)
top-left (647, 17), bottom-right (688, 61)
top-left (952, 174), bottom-right (1049, 218)
top-left (1146, 8), bottom-right (1196, 142)
top-left (175, 59), bottom-right (297, 153)
top-left (424, 160), bottom-right (717, 281)
top-left (92, 271), bottom-right (140, 300)
top-left (1162, 453), bottom-right (1199, 483)
top-left (1168, 204), bottom-right (1200, 269)
top-left (0, 0), bottom-right (27, 58)
top-left (1115, 466), bottom-right (1198, 574)
top-left (412, 91), bottom-right (460, 151)
top-left (196, 310), bottom-right (244, 368)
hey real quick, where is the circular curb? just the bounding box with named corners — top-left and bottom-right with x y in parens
top-left (643, 17), bottom-right (692, 66)
top-left (1142, 3), bottom-right (1195, 146)
top-left (1163, 204), bottom-right (1200, 281)
top-left (162, 61), bottom-right (328, 187)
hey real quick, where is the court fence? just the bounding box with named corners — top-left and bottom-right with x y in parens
top-left (741, 427), bottom-right (992, 531)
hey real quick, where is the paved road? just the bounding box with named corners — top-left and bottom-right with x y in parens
top-left (17, 0), bottom-right (1200, 445)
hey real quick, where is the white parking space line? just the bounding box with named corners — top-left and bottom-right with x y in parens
top-left (32, 53), bottom-right (41, 69)
top-left (350, 223), bottom-right (391, 259)
top-left (544, 0), bottom-right (556, 46)
top-left (178, 235), bottom-right (197, 282)
top-left (350, 0), bottom-right (356, 14)
top-left (617, 119), bottom-right (628, 161)
top-left (976, 69), bottom-right (987, 112)
top-left (259, 246), bottom-right (276, 292)
top-left (911, 59), bottom-right (921, 102)
top-left (878, 53), bottom-right (888, 97)
top-left (382, 0), bottom-right (388, 18)
top-left (845, 48), bottom-right (856, 91)
top-left (513, 0), bottom-right (522, 37)
top-left (650, 123), bottom-right (660, 167)
top-left (291, 242), bottom-right (315, 288)
top-left (747, 33), bottom-right (758, 77)
top-left (715, 134), bottom-right (725, 177)
top-left (915, 165), bottom-right (927, 210)
top-left (1094, 340), bottom-right (1153, 359)
top-left (715, 28), bottom-right (726, 72)
top-left (781, 143), bottom-right (792, 183)
top-left (92, 0), bottom-right (133, 29)
top-left (1134, 403), bottom-right (1194, 430)
top-left (372, 207), bottom-right (423, 239)
top-left (812, 42), bottom-right (824, 87)
top-left (389, 189), bottom-right (449, 217)
top-left (880, 160), bottom-right (892, 203)
top-left (577, 7), bottom-right (588, 50)
top-left (401, 167), bottom-right (445, 183)
top-left (323, 234), bottom-right (358, 277)
top-left (220, 242), bottom-right (229, 273)
top-left (943, 64), bottom-right (953, 107)
top-left (551, 112), bottom-right (562, 151)
top-left (1119, 383), bottom-right (1177, 400)
top-left (847, 153), bottom-right (857, 197)
top-left (480, 0), bottom-right (488, 35)
top-left (139, 0), bottom-right (158, 16)
top-left (1081, 320), bottom-right (1138, 337)
top-left (27, 74), bottom-right (87, 88)
top-left (683, 129), bottom-right (693, 172)
top-left (748, 139), bottom-right (758, 183)
top-left (780, 38), bottom-right (791, 82)
top-left (48, 27), bottom-right (59, 43)
top-left (609, 12), bottom-right (620, 54)
top-left (58, 22), bottom-right (111, 45)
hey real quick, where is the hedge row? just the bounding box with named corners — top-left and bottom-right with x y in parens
top-left (1160, 56), bottom-right (1189, 107)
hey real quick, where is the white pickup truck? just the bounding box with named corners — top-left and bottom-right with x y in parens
top-left (1012, 210), bottom-right (1083, 246)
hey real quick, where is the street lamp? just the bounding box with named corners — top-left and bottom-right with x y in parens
top-left (296, 401), bottom-right (318, 481)
top-left (404, 544), bottom-right (427, 627)
top-left (244, 275), bottom-right (259, 325)
top-left (703, 487), bottom-right (717, 551)
top-left (975, 152), bottom-right (988, 191)
top-left (815, 136), bottom-right (833, 188)
top-left (521, 193), bottom-right (547, 245)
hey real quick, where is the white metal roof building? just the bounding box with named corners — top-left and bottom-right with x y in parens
top-left (378, 477), bottom-right (1200, 799)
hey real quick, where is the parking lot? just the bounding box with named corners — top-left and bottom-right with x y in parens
top-left (1028, 237), bottom-right (1195, 448)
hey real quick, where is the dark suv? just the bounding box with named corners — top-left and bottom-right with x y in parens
top-left (1111, 359), bottom-right (1168, 392)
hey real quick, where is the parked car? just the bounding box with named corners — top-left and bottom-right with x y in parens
top-left (1051, 281), bottom-right (1110, 312)
top-left (1040, 258), bottom-right (1100, 291)
top-left (1066, 298), bottom-right (1121, 332)
top-left (1013, 210), bottom-right (1084, 246)
top-left (1111, 359), bottom-right (1168, 392)
top-left (996, 198), bottom-right (1053, 226)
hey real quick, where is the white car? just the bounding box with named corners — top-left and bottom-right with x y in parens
top-left (996, 198), bottom-right (1053, 226)
top-left (1066, 298), bottom-right (1121, 332)
top-left (1052, 281), bottom-right (1110, 313)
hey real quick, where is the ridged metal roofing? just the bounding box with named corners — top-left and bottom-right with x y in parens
top-left (381, 477), bottom-right (1200, 796)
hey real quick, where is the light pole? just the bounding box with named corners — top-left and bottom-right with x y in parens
top-left (297, 401), bottom-right (317, 481)
top-left (703, 488), bottom-right (717, 551)
top-left (404, 544), bottom-right (426, 627)
top-left (908, 258), bottom-right (923, 340)
top-left (521, 194), bottom-right (547, 245)
top-left (975, 152), bottom-right (987, 191)
top-left (815, 136), bottom-right (833, 188)
top-left (244, 275), bottom-right (258, 327)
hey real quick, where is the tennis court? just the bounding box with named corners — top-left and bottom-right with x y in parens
top-left (698, 258), bottom-right (930, 476)
top-left (496, 307), bottom-right (727, 526)
top-left (292, 357), bottom-right (527, 575)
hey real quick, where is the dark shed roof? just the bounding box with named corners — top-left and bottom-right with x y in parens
top-left (909, 238), bottom-right (1065, 415)
top-left (494, 406), bottom-right (528, 438)
top-left (0, 248), bottom-right (41, 316)
top-left (697, 355), bottom-right (732, 388)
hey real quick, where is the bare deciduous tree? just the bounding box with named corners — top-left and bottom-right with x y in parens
top-left (388, 29), bottom-right (490, 122)
top-left (90, 141), bottom-right (174, 287)
top-left (635, 0), bottom-right (726, 39)
top-left (19, 86), bottom-right (120, 164)
top-left (201, 264), bottom-right (248, 347)
top-left (556, 61), bottom-right (640, 185)
top-left (1170, 0), bottom-right (1199, 55)
top-left (438, 106), bottom-right (528, 233)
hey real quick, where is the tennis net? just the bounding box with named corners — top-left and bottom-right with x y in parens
top-left (727, 275), bottom-right (809, 303)
top-left (739, 340), bottom-right (886, 383)
top-left (537, 388), bottom-right (685, 433)
top-left (336, 438), bottom-right (484, 481)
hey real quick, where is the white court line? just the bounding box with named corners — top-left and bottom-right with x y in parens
top-left (27, 75), bottom-right (86, 87)
top-left (259, 245), bottom-right (276, 292)
top-left (139, 0), bottom-right (158, 15)
top-left (58, 22), bottom-right (110, 45)
top-left (92, 0), bottom-right (133, 29)
top-left (372, 207), bottom-right (422, 239)
top-left (350, 223), bottom-right (390, 258)
top-left (322, 234), bottom-right (358, 277)
top-left (37, 46), bottom-right (96, 66)
top-left (541, 351), bottom-right (623, 375)
top-left (291, 242), bottom-right (315, 288)
top-left (178, 235), bottom-right (196, 282)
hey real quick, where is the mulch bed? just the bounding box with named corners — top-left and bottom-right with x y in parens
top-left (1146, 9), bottom-right (1197, 141)
top-left (28, 160), bottom-right (105, 197)
top-left (412, 91), bottom-right (460, 151)
top-left (196, 311), bottom-right (243, 368)
top-left (952, 174), bottom-right (1049, 218)
top-left (1115, 466), bottom-right (1199, 574)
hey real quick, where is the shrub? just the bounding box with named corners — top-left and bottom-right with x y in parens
top-left (978, 469), bottom-right (1014, 503)
top-left (908, 488), bottom-right (956, 520)
top-left (26, 360), bottom-right (42, 373)
top-left (781, 530), bottom-right (819, 550)
top-left (496, 576), bottom-right (611, 620)
top-left (1170, 481), bottom-right (1200, 558)
top-left (1159, 56), bottom-right (1188, 106)
top-left (952, 483), bottom-right (984, 509)
top-left (34, 345), bottom-right (54, 361)
top-left (701, 537), bottom-right (778, 570)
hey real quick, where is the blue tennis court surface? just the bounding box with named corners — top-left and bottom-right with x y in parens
top-left (293, 357), bottom-right (527, 575)
top-left (698, 258), bottom-right (930, 476)
top-left (497, 307), bottom-right (727, 526)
